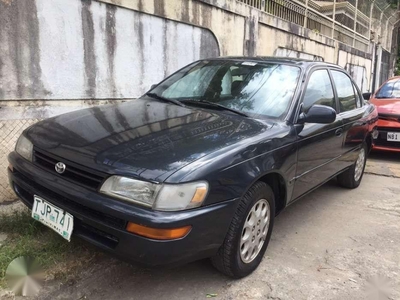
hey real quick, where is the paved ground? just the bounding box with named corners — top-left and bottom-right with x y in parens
top-left (3, 152), bottom-right (400, 300)
top-left (367, 152), bottom-right (400, 178)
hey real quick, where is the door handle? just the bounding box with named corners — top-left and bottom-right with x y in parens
top-left (335, 128), bottom-right (343, 137)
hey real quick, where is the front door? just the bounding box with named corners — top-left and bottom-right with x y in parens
top-left (292, 69), bottom-right (344, 200)
top-left (330, 70), bottom-right (368, 167)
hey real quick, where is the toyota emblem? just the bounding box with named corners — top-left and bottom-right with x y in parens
top-left (55, 162), bottom-right (66, 174)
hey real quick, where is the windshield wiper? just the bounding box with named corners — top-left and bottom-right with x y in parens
top-left (182, 99), bottom-right (249, 117)
top-left (146, 92), bottom-right (185, 107)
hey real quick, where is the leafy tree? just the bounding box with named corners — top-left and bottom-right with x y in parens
top-left (395, 35), bottom-right (400, 76)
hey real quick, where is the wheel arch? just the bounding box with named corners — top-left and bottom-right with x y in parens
top-left (245, 171), bottom-right (288, 216)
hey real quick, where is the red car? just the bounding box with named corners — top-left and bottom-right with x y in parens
top-left (369, 76), bottom-right (400, 153)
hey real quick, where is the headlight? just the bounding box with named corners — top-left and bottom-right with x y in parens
top-left (15, 135), bottom-right (33, 162)
top-left (100, 176), bottom-right (160, 207)
top-left (154, 182), bottom-right (208, 211)
top-left (100, 176), bottom-right (208, 211)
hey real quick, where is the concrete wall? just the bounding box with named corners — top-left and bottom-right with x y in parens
top-left (0, 0), bottom-right (376, 201)
top-left (0, 0), bottom-right (219, 101)
top-left (257, 22), bottom-right (336, 62)
top-left (338, 49), bottom-right (372, 93)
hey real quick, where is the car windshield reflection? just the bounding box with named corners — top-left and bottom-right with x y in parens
top-left (375, 78), bottom-right (400, 99)
top-left (149, 60), bottom-right (301, 119)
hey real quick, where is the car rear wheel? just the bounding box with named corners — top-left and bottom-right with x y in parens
top-left (211, 181), bottom-right (275, 278)
top-left (337, 143), bottom-right (367, 189)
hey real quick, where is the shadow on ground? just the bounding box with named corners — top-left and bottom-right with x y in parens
top-left (366, 150), bottom-right (400, 178)
top-left (369, 151), bottom-right (399, 163)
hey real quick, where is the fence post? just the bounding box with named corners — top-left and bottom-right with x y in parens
top-left (331, 0), bottom-right (336, 38)
top-left (353, 0), bottom-right (359, 47)
top-left (384, 19), bottom-right (390, 50)
top-left (384, 13), bottom-right (399, 51)
top-left (379, 4), bottom-right (391, 46)
top-left (388, 22), bottom-right (395, 76)
top-left (375, 45), bottom-right (383, 90)
top-left (379, 12), bottom-right (384, 46)
top-left (370, 42), bottom-right (376, 92)
top-left (303, 0), bottom-right (309, 28)
top-left (368, 1), bottom-right (375, 42)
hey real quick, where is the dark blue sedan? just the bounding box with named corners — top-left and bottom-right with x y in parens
top-left (8, 57), bottom-right (377, 277)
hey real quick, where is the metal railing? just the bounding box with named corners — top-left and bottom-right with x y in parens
top-left (265, 0), bottom-right (306, 26)
top-left (238, 0), bottom-right (399, 52)
top-left (241, 0), bottom-right (265, 9)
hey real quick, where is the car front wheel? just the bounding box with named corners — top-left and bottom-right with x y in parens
top-left (211, 181), bottom-right (275, 278)
top-left (337, 143), bottom-right (367, 189)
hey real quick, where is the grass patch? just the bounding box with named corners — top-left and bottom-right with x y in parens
top-left (0, 208), bottom-right (92, 288)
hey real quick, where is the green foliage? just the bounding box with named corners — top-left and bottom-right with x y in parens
top-left (389, 0), bottom-right (399, 9)
top-left (395, 38), bottom-right (400, 76)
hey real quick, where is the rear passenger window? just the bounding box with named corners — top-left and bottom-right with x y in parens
top-left (331, 71), bottom-right (357, 112)
top-left (303, 70), bottom-right (335, 112)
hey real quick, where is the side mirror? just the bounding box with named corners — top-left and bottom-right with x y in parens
top-left (298, 105), bottom-right (336, 124)
top-left (150, 84), bottom-right (157, 90)
top-left (362, 92), bottom-right (371, 100)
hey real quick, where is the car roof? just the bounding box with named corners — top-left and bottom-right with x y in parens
top-left (384, 76), bottom-right (400, 81)
top-left (208, 56), bottom-right (342, 70)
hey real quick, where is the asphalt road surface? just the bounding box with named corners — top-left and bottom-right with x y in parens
top-left (20, 152), bottom-right (400, 299)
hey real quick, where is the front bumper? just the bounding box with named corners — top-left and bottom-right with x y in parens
top-left (372, 121), bottom-right (400, 152)
top-left (8, 152), bottom-right (238, 266)
top-left (372, 144), bottom-right (400, 153)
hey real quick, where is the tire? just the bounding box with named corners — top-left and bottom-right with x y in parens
top-left (211, 181), bottom-right (275, 278)
top-left (337, 143), bottom-right (368, 189)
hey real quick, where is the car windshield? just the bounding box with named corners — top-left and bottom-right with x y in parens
top-left (149, 60), bottom-right (301, 119)
top-left (375, 78), bottom-right (400, 99)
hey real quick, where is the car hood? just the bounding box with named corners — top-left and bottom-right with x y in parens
top-left (370, 98), bottom-right (400, 115)
top-left (26, 99), bottom-right (271, 182)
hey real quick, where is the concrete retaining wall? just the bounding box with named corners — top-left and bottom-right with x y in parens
top-left (0, 0), bottom-right (219, 100)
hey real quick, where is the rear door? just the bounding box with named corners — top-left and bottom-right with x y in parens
top-left (292, 68), bottom-right (344, 200)
top-left (329, 70), bottom-right (367, 167)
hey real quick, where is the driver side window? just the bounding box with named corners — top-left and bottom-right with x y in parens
top-left (303, 69), bottom-right (335, 113)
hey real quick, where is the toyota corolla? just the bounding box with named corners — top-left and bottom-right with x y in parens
top-left (8, 57), bottom-right (377, 278)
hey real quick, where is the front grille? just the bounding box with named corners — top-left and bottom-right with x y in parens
top-left (33, 148), bottom-right (105, 190)
top-left (74, 219), bottom-right (119, 249)
top-left (377, 127), bottom-right (400, 133)
top-left (374, 127), bottom-right (400, 148)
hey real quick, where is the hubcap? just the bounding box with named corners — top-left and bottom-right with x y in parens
top-left (354, 148), bottom-right (365, 182)
top-left (240, 199), bottom-right (270, 264)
